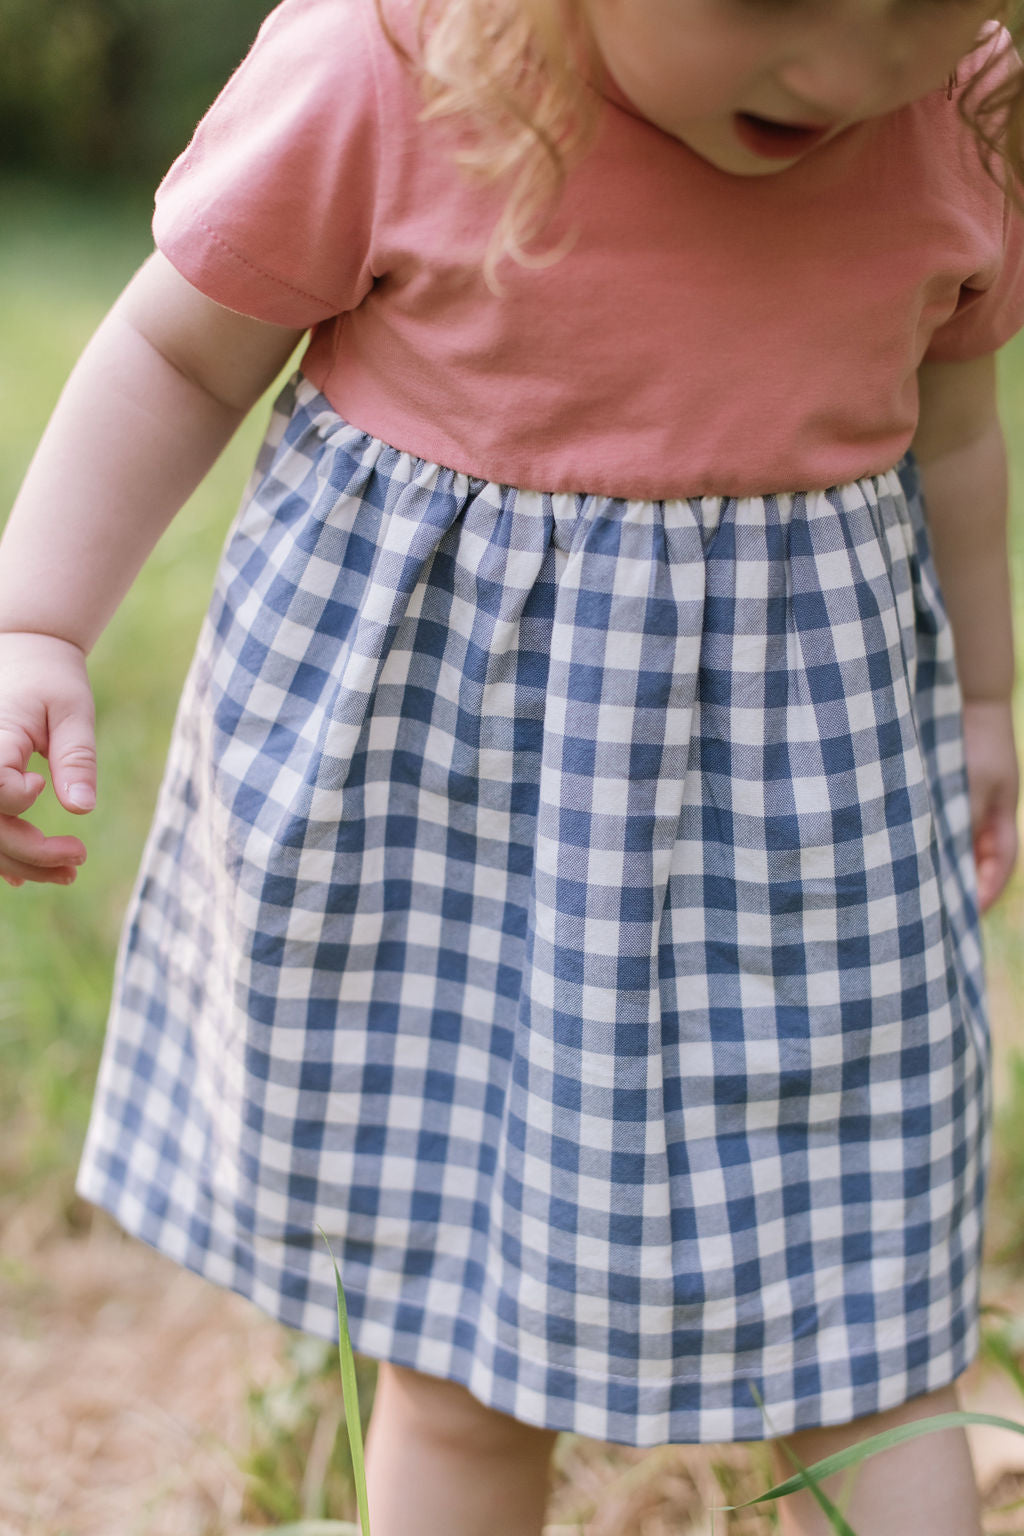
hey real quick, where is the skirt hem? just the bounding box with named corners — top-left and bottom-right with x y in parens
top-left (75, 1166), bottom-right (983, 1449)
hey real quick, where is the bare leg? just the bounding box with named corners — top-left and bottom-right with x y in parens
top-left (769, 1383), bottom-right (981, 1536)
top-left (362, 1360), bottom-right (559, 1536)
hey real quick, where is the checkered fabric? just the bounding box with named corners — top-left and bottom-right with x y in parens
top-left (77, 374), bottom-right (991, 1446)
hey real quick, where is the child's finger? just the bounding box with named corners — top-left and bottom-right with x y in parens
top-left (0, 842), bottom-right (80, 887)
top-left (0, 811), bottom-right (87, 873)
top-left (45, 713), bottom-right (98, 814)
top-left (974, 812), bottom-right (1019, 913)
top-left (0, 762), bottom-right (46, 816)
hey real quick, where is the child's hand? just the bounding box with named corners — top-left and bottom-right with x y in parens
top-left (962, 697), bottom-right (1019, 914)
top-left (0, 632), bottom-right (96, 888)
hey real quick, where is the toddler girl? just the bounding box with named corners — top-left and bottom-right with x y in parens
top-left (1, 0), bottom-right (1022, 1531)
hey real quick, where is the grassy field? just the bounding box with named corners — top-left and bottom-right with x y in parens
top-left (3, 175), bottom-right (1024, 1534)
top-left (0, 179), bottom-right (298, 1189)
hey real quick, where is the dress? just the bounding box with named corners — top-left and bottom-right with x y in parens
top-left (76, 0), bottom-right (1023, 1446)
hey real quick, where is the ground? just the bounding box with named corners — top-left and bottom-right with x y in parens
top-left (6, 1185), bottom-right (1024, 1536)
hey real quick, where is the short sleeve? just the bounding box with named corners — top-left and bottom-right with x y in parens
top-left (924, 194), bottom-right (1024, 361)
top-left (925, 28), bottom-right (1024, 362)
top-left (152, 0), bottom-right (382, 327)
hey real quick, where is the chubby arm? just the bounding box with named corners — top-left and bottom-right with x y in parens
top-left (0, 251), bottom-right (303, 649)
top-left (0, 253), bottom-right (303, 885)
top-left (911, 352), bottom-right (1019, 911)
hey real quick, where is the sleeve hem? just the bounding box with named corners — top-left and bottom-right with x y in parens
top-left (153, 209), bottom-right (341, 328)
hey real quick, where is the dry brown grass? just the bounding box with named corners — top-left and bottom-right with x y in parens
top-left (0, 1190), bottom-right (286, 1536)
top-left (0, 1186), bottom-right (781, 1535)
top-left (6, 1193), bottom-right (1024, 1536)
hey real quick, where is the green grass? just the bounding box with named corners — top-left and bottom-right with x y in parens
top-left (0, 178), bottom-right (290, 1187)
top-left (241, 1333), bottom-right (375, 1528)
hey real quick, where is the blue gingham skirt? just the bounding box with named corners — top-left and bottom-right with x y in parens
top-left (77, 374), bottom-right (991, 1446)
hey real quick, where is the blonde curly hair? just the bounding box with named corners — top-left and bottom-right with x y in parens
top-left (375, 0), bottom-right (598, 283)
top-left (376, 0), bottom-right (1024, 284)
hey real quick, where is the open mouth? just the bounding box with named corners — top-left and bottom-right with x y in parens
top-left (733, 112), bottom-right (832, 160)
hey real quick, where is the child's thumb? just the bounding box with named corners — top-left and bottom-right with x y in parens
top-left (48, 718), bottom-right (98, 813)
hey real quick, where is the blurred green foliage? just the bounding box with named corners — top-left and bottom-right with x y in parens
top-left (0, 182), bottom-right (292, 1192)
top-left (0, 0), bottom-right (272, 182)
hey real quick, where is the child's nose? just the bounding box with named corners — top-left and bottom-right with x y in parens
top-left (776, 37), bottom-right (903, 123)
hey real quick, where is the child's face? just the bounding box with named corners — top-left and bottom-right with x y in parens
top-left (581, 0), bottom-right (996, 175)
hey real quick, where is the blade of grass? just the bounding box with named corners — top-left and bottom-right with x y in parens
top-left (716, 1410), bottom-right (1024, 1511)
top-left (768, 1433), bottom-right (859, 1534)
top-left (724, 1382), bottom-right (860, 1534)
top-left (988, 1492), bottom-right (1024, 1516)
top-left (319, 1227), bottom-right (372, 1536)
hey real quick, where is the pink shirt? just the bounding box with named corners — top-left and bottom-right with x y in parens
top-left (154, 0), bottom-right (1024, 499)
